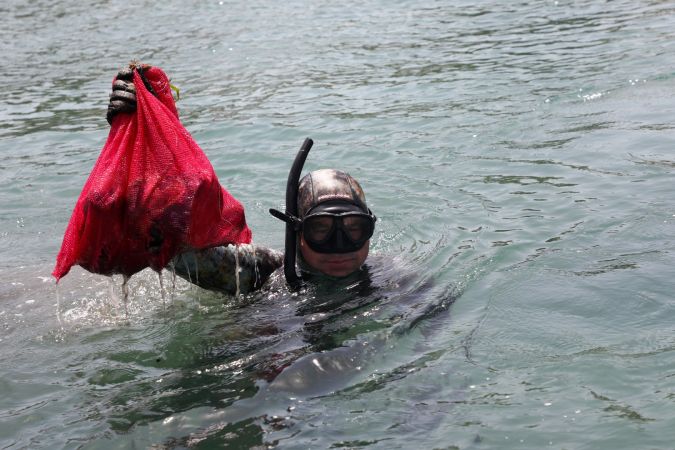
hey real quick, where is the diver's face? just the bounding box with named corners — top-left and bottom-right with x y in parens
top-left (299, 235), bottom-right (369, 278)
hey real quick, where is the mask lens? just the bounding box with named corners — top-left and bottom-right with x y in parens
top-left (342, 215), bottom-right (371, 242)
top-left (303, 216), bottom-right (335, 243)
top-left (302, 213), bottom-right (374, 251)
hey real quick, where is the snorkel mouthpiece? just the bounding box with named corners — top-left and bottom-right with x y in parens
top-left (269, 138), bottom-right (313, 288)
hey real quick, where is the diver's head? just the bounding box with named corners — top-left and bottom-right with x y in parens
top-left (268, 139), bottom-right (377, 285)
top-left (296, 169), bottom-right (376, 277)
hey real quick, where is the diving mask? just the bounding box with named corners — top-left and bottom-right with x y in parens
top-left (301, 202), bottom-right (376, 254)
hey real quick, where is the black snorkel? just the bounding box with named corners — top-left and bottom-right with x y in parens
top-left (269, 138), bottom-right (313, 288)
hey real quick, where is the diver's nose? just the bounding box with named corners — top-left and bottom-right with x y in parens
top-left (335, 229), bottom-right (345, 250)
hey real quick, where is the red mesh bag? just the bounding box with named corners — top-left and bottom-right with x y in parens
top-left (53, 66), bottom-right (252, 281)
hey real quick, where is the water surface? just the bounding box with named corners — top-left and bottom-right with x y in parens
top-left (1, 0), bottom-right (675, 448)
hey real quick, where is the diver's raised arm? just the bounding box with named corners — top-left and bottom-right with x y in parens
top-left (171, 244), bottom-right (283, 296)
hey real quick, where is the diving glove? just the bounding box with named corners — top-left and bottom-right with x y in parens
top-left (106, 65), bottom-right (150, 125)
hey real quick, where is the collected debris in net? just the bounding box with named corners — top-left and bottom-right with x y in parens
top-left (53, 63), bottom-right (252, 281)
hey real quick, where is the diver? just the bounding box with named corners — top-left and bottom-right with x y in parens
top-left (107, 66), bottom-right (377, 295)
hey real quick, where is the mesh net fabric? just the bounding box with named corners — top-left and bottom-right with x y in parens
top-left (53, 66), bottom-right (252, 281)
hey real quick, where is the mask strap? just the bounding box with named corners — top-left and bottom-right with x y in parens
top-left (269, 209), bottom-right (302, 231)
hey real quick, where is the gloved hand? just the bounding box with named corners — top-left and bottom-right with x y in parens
top-left (106, 65), bottom-right (147, 125)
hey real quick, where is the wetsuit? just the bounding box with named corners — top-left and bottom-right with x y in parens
top-left (172, 244), bottom-right (283, 296)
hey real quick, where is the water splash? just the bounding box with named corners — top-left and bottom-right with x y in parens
top-left (182, 258), bottom-right (192, 284)
top-left (157, 270), bottom-right (166, 311)
top-left (253, 246), bottom-right (261, 288)
top-left (234, 245), bottom-right (241, 297)
top-left (170, 266), bottom-right (177, 292)
top-left (178, 255), bottom-right (201, 301)
top-left (55, 282), bottom-right (63, 326)
top-left (121, 275), bottom-right (130, 318)
top-left (108, 275), bottom-right (121, 314)
top-left (194, 255), bottom-right (200, 286)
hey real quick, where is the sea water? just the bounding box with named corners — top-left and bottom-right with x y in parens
top-left (1, 0), bottom-right (674, 448)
